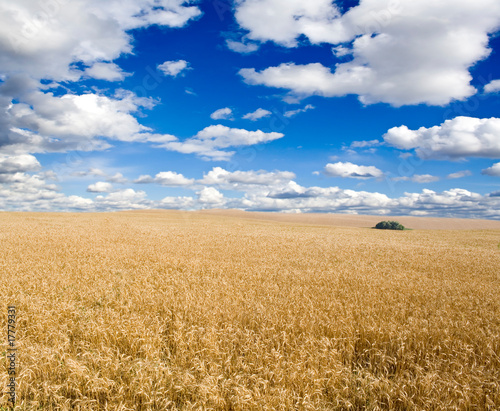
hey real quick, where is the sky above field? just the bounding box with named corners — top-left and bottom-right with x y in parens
top-left (1, 0), bottom-right (500, 218)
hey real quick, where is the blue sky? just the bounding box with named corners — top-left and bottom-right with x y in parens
top-left (1, 0), bottom-right (500, 218)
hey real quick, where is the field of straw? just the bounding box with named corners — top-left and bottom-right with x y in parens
top-left (1, 211), bottom-right (500, 410)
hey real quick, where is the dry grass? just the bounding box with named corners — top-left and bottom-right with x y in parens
top-left (1, 211), bottom-right (500, 410)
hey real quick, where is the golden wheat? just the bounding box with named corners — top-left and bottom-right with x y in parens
top-left (1, 211), bottom-right (499, 410)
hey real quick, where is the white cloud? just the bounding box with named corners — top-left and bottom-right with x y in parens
top-left (226, 39), bottom-right (259, 54)
top-left (0, 154), bottom-right (40, 173)
top-left (210, 107), bottom-right (233, 120)
top-left (197, 187), bottom-right (224, 204)
top-left (248, 183), bottom-right (396, 214)
top-left (284, 104), bottom-right (315, 118)
top-left (199, 167), bottom-right (295, 190)
top-left (323, 162), bottom-right (384, 179)
top-left (157, 60), bottom-right (190, 77)
top-left (106, 172), bottom-right (127, 184)
top-left (73, 168), bottom-right (128, 184)
top-left (242, 108), bottom-right (272, 121)
top-left (395, 188), bottom-right (500, 219)
top-left (236, 0), bottom-right (500, 106)
top-left (0, 80), bottom-right (162, 154)
top-left (411, 174), bottom-right (439, 183)
top-left (84, 62), bottom-right (131, 81)
top-left (87, 182), bottom-right (113, 193)
top-left (0, 0), bottom-right (201, 81)
top-left (332, 45), bottom-right (351, 58)
top-left (392, 174), bottom-right (439, 183)
top-left (447, 170), bottom-right (472, 179)
top-left (160, 125), bottom-right (284, 161)
top-left (0, 165), bottom-right (499, 218)
top-left (159, 196), bottom-right (195, 209)
top-left (481, 162), bottom-right (500, 177)
top-left (234, 0), bottom-right (344, 47)
top-left (384, 116), bottom-right (500, 160)
top-left (134, 171), bottom-right (194, 186)
top-left (484, 79), bottom-right (500, 93)
top-left (94, 189), bottom-right (151, 210)
top-left (0, 1), bottom-right (200, 158)
top-left (350, 139), bottom-right (381, 149)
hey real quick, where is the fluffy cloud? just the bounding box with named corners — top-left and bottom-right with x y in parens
top-left (159, 196), bottom-right (195, 209)
top-left (236, 0), bottom-right (500, 106)
top-left (0, 154), bottom-right (41, 173)
top-left (157, 60), bottom-right (190, 77)
top-left (210, 107), bottom-right (233, 120)
top-left (481, 162), bottom-right (500, 176)
top-left (134, 171), bottom-right (194, 186)
top-left (0, 0), bottom-right (201, 81)
top-left (199, 167), bottom-right (295, 190)
top-left (0, 165), bottom-right (499, 218)
top-left (84, 62), bottom-right (131, 81)
top-left (197, 187), bottom-right (224, 204)
top-left (242, 108), bottom-right (272, 121)
top-left (87, 182), bottom-right (113, 193)
top-left (396, 188), bottom-right (500, 219)
top-left (249, 183), bottom-right (395, 214)
top-left (484, 79), bottom-right (500, 93)
top-left (323, 162), bottom-right (384, 179)
top-left (384, 116), bottom-right (500, 159)
top-left (234, 0), bottom-right (344, 47)
top-left (160, 125), bottom-right (284, 161)
top-left (94, 189), bottom-right (151, 210)
top-left (0, 81), bottom-right (160, 153)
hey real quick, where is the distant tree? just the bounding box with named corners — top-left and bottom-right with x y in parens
top-left (375, 220), bottom-right (405, 230)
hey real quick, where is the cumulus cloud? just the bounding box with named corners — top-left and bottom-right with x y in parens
top-left (283, 104), bottom-right (315, 118)
top-left (87, 182), bottom-right (113, 193)
top-left (84, 62), bottom-right (131, 81)
top-left (159, 196), bottom-right (195, 209)
top-left (395, 188), bottom-right (500, 218)
top-left (0, 154), bottom-right (41, 173)
top-left (323, 162), bottom-right (384, 179)
top-left (384, 116), bottom-right (500, 160)
top-left (484, 79), bottom-right (500, 93)
top-left (481, 162), bottom-right (500, 176)
top-left (134, 171), bottom-right (194, 186)
top-left (0, 83), bottom-right (159, 154)
top-left (0, 0), bottom-right (201, 81)
top-left (197, 187), bottom-right (224, 204)
top-left (160, 125), bottom-right (284, 161)
top-left (199, 167), bottom-right (295, 190)
top-left (210, 107), bottom-right (233, 120)
top-left (242, 108), bottom-right (272, 121)
top-left (236, 0), bottom-right (500, 106)
top-left (94, 189), bottom-right (151, 210)
top-left (157, 60), bottom-right (190, 77)
top-left (0, 1), bottom-right (201, 158)
top-left (0, 165), bottom-right (499, 218)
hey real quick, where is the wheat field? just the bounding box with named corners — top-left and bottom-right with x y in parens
top-left (1, 211), bottom-right (500, 410)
